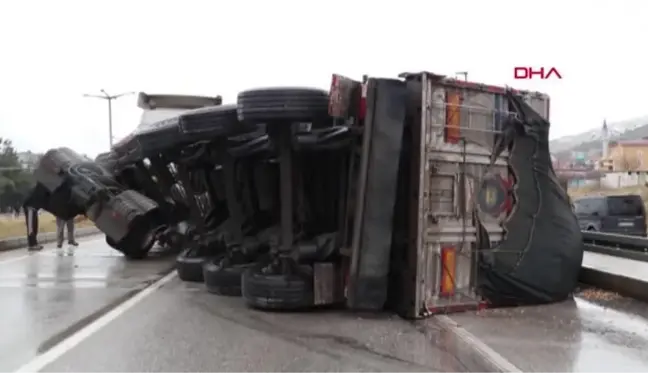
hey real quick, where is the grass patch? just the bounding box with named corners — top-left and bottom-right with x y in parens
top-left (0, 213), bottom-right (95, 240)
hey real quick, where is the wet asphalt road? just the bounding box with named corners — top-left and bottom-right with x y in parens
top-left (452, 290), bottom-right (648, 372)
top-left (0, 236), bottom-right (176, 373)
top-left (4, 239), bottom-right (648, 372)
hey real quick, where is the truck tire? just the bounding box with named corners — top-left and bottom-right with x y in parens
top-left (242, 257), bottom-right (314, 310)
top-left (95, 152), bottom-right (119, 174)
top-left (110, 227), bottom-right (157, 260)
top-left (176, 247), bottom-right (207, 283)
top-left (91, 190), bottom-right (162, 260)
top-left (134, 116), bottom-right (182, 157)
top-left (179, 104), bottom-right (252, 140)
top-left (105, 235), bottom-right (117, 249)
top-left (120, 239), bottom-right (155, 260)
top-left (236, 87), bottom-right (329, 124)
top-left (35, 148), bottom-right (111, 219)
top-left (203, 250), bottom-right (254, 296)
top-left (105, 233), bottom-right (155, 260)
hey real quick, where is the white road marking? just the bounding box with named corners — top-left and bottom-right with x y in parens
top-left (436, 315), bottom-right (521, 373)
top-left (0, 235), bottom-right (104, 265)
top-left (0, 246), bottom-right (56, 265)
top-left (13, 270), bottom-right (178, 373)
top-left (0, 254), bottom-right (33, 266)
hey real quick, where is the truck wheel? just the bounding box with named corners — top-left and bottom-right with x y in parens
top-left (92, 190), bottom-right (162, 261)
top-left (176, 247), bottom-right (208, 282)
top-left (95, 151), bottom-right (119, 173)
top-left (179, 104), bottom-right (252, 139)
top-left (105, 235), bottom-right (117, 249)
top-left (236, 87), bottom-right (330, 124)
top-left (122, 230), bottom-right (160, 261)
top-left (120, 244), bottom-right (151, 260)
top-left (105, 234), bottom-right (155, 260)
top-left (242, 256), bottom-right (314, 310)
top-left (203, 250), bottom-right (253, 296)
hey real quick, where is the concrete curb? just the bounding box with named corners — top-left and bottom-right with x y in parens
top-left (579, 267), bottom-right (648, 303)
top-left (0, 227), bottom-right (102, 252)
top-left (581, 244), bottom-right (648, 301)
top-left (584, 243), bottom-right (648, 263)
top-left (435, 315), bottom-right (522, 372)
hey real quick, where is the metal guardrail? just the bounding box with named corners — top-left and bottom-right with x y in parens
top-left (581, 230), bottom-right (648, 263)
top-left (583, 243), bottom-right (648, 263)
top-left (581, 230), bottom-right (648, 252)
top-left (580, 231), bottom-right (648, 303)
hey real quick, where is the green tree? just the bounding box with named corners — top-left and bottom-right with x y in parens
top-left (0, 138), bottom-right (35, 212)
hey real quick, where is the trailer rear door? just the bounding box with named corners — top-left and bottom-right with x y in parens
top-left (398, 72), bottom-right (550, 318)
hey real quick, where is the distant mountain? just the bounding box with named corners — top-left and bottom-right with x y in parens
top-left (550, 116), bottom-right (648, 159)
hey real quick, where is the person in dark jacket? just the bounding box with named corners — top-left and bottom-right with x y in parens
top-left (23, 205), bottom-right (41, 251)
top-left (22, 184), bottom-right (50, 251)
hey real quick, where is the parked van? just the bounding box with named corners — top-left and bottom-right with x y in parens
top-left (573, 194), bottom-right (647, 236)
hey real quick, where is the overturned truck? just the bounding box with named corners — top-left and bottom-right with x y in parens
top-left (27, 72), bottom-right (583, 318)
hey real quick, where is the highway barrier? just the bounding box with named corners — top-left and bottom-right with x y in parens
top-left (583, 243), bottom-right (648, 263)
top-left (580, 230), bottom-right (648, 302)
top-left (582, 231), bottom-right (648, 252)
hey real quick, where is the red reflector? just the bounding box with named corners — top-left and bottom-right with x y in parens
top-left (440, 246), bottom-right (457, 296)
top-left (501, 175), bottom-right (515, 215)
top-left (328, 75), bottom-right (341, 117)
top-left (357, 82), bottom-right (367, 120)
top-left (329, 74), bottom-right (360, 118)
top-left (445, 91), bottom-right (461, 144)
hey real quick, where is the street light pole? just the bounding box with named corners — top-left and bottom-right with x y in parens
top-left (107, 97), bottom-right (113, 148)
top-left (83, 90), bottom-right (135, 148)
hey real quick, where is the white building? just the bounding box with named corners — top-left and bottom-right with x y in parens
top-left (16, 151), bottom-right (42, 171)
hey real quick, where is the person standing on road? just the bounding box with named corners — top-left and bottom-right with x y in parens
top-left (23, 206), bottom-right (42, 251)
top-left (56, 217), bottom-right (79, 248)
top-left (22, 183), bottom-right (51, 252)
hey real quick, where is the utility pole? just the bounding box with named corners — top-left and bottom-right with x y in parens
top-left (83, 90), bottom-right (135, 148)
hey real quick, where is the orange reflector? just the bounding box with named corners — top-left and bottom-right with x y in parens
top-left (440, 246), bottom-right (457, 296)
top-left (445, 91), bottom-right (462, 144)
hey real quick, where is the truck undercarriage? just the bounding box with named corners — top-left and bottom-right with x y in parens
top-left (27, 72), bottom-right (583, 318)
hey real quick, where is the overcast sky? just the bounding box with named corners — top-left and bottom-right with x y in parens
top-left (0, 0), bottom-right (646, 157)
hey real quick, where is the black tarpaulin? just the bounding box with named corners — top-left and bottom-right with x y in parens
top-left (477, 93), bottom-right (584, 306)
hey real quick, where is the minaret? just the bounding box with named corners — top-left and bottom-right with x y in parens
top-left (602, 119), bottom-right (609, 159)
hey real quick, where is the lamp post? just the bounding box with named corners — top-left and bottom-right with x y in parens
top-left (83, 90), bottom-right (135, 148)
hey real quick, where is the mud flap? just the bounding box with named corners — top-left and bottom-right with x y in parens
top-left (346, 78), bottom-right (407, 311)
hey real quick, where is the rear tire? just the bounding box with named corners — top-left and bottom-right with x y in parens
top-left (121, 244), bottom-right (152, 260)
top-left (203, 251), bottom-right (254, 296)
top-left (242, 257), bottom-right (314, 310)
top-left (236, 87), bottom-right (330, 125)
top-left (105, 235), bottom-right (117, 249)
top-left (105, 235), bottom-right (153, 260)
top-left (176, 247), bottom-right (208, 282)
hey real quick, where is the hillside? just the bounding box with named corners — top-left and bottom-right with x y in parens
top-left (550, 116), bottom-right (648, 159)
